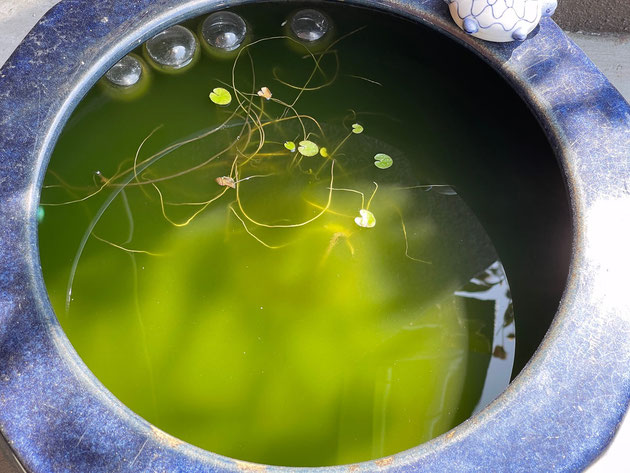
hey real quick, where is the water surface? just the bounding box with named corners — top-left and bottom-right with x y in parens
top-left (39, 3), bottom-right (516, 466)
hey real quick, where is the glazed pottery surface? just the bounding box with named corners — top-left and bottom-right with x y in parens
top-left (1, 1), bottom-right (629, 472)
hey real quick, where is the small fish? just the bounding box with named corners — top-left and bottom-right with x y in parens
top-left (215, 176), bottom-right (236, 188)
top-left (257, 86), bottom-right (272, 100)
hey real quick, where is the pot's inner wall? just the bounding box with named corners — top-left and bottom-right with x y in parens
top-left (37, 1), bottom-right (570, 467)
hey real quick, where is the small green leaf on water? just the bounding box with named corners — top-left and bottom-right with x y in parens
top-left (374, 153), bottom-right (393, 169)
top-left (209, 87), bottom-right (232, 106)
top-left (284, 141), bottom-right (296, 152)
top-left (298, 140), bottom-right (319, 157)
top-left (354, 209), bottom-right (376, 228)
top-left (320, 147), bottom-right (329, 158)
top-left (351, 123), bottom-right (364, 134)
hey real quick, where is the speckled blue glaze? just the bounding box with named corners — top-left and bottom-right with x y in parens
top-left (1, 0), bottom-right (629, 472)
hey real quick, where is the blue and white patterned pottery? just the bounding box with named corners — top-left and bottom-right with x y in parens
top-left (445, 0), bottom-right (557, 42)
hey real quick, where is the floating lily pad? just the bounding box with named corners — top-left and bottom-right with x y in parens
top-left (351, 123), bottom-right (364, 134)
top-left (284, 141), bottom-right (296, 152)
top-left (374, 153), bottom-right (393, 169)
top-left (354, 209), bottom-right (376, 228)
top-left (209, 87), bottom-right (232, 106)
top-left (298, 140), bottom-right (319, 157)
top-left (320, 147), bottom-right (329, 158)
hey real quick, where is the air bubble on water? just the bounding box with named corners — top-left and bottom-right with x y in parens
top-left (145, 25), bottom-right (197, 69)
top-left (105, 55), bottom-right (142, 87)
top-left (289, 9), bottom-right (330, 42)
top-left (201, 11), bottom-right (247, 52)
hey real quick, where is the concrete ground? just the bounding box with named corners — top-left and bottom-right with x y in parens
top-left (0, 1), bottom-right (629, 472)
top-left (555, 0), bottom-right (630, 34)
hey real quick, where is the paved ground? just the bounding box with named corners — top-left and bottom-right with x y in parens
top-left (556, 0), bottom-right (630, 34)
top-left (0, 1), bottom-right (629, 472)
top-left (568, 32), bottom-right (630, 100)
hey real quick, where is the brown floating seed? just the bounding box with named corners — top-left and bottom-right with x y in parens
top-left (216, 176), bottom-right (236, 188)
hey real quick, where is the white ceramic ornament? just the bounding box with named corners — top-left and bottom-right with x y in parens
top-left (444, 0), bottom-right (557, 42)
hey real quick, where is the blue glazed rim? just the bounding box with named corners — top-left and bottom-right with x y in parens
top-left (1, 0), bottom-right (630, 471)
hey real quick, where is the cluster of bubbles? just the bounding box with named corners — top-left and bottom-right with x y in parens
top-left (103, 9), bottom-right (332, 96)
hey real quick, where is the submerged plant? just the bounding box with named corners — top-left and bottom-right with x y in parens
top-left (42, 27), bottom-right (442, 315)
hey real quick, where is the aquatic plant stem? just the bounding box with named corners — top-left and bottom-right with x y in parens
top-left (235, 160), bottom-right (335, 229)
top-left (315, 128), bottom-right (353, 177)
top-left (283, 27), bottom-right (367, 116)
top-left (366, 182), bottom-right (378, 210)
top-left (228, 204), bottom-right (286, 249)
top-left (92, 234), bottom-right (162, 256)
top-left (304, 200), bottom-right (354, 218)
top-left (128, 252), bottom-right (160, 421)
top-left (153, 185), bottom-right (229, 227)
top-left (272, 50), bottom-right (340, 92)
top-left (63, 120), bottom-right (241, 314)
top-left (396, 208), bottom-right (431, 264)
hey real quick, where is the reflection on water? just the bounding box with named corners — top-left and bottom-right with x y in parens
top-left (455, 261), bottom-right (515, 414)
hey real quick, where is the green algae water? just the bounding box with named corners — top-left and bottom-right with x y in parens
top-left (39, 3), bottom-right (518, 467)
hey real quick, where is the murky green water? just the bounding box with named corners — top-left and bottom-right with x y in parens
top-left (39, 3), bottom-right (515, 467)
